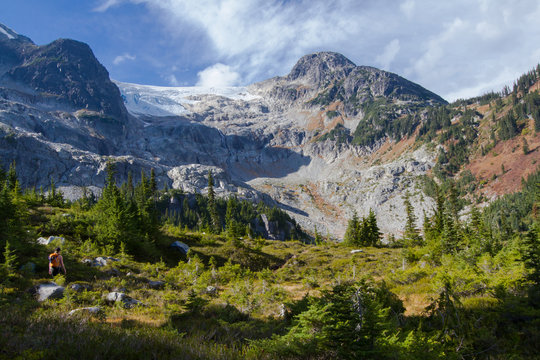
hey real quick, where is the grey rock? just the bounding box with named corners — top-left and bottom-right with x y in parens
top-left (36, 236), bottom-right (65, 245)
top-left (205, 286), bottom-right (217, 295)
top-left (350, 249), bottom-right (364, 254)
top-left (36, 282), bottom-right (65, 302)
top-left (170, 241), bottom-right (189, 254)
top-left (70, 283), bottom-right (92, 292)
top-left (68, 306), bottom-right (102, 316)
top-left (82, 256), bottom-right (120, 267)
top-left (105, 292), bottom-right (141, 309)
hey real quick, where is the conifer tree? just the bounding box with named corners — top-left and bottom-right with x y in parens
top-left (442, 206), bottom-right (458, 254)
top-left (150, 168), bottom-right (157, 197)
top-left (93, 162), bottom-right (135, 250)
top-left (344, 211), bottom-right (361, 245)
top-left (403, 192), bottom-right (421, 246)
top-left (207, 171), bottom-right (220, 234)
top-left (6, 161), bottom-right (17, 192)
top-left (225, 196), bottom-right (242, 238)
top-left (3, 240), bottom-right (17, 276)
top-left (365, 209), bottom-right (381, 246)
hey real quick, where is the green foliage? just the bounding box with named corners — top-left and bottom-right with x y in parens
top-left (253, 280), bottom-right (404, 359)
top-left (403, 193), bottom-right (422, 246)
top-left (318, 123), bottom-right (351, 143)
top-left (2, 240), bottom-right (17, 277)
top-left (207, 171), bottom-right (221, 234)
top-left (343, 209), bottom-right (381, 247)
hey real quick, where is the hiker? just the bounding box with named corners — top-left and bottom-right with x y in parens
top-left (48, 247), bottom-right (66, 276)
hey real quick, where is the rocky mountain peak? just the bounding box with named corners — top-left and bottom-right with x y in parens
top-left (0, 23), bottom-right (35, 74)
top-left (3, 37), bottom-right (127, 121)
top-left (0, 23), bottom-right (22, 41)
top-left (287, 51), bottom-right (356, 84)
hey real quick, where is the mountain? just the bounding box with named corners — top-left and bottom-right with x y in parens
top-left (0, 25), bottom-right (127, 121)
top-left (3, 24), bottom-right (536, 239)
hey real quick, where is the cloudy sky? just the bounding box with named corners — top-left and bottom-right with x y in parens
top-left (3, 0), bottom-right (540, 101)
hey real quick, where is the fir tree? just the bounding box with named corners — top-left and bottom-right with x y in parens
top-left (6, 161), bottom-right (17, 192)
top-left (364, 209), bottom-right (381, 246)
top-left (93, 162), bottom-right (136, 250)
top-left (403, 192), bottom-right (421, 246)
top-left (344, 211), bottom-right (361, 246)
top-left (150, 168), bottom-right (157, 197)
top-left (2, 240), bottom-right (17, 276)
top-left (207, 171), bottom-right (220, 234)
top-left (225, 196), bottom-right (242, 238)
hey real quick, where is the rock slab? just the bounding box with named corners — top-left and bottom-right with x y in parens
top-left (36, 282), bottom-right (65, 302)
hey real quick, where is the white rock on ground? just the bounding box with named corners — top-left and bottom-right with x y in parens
top-left (36, 282), bottom-right (65, 302)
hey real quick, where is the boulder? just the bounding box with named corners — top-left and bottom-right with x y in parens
top-left (36, 282), bottom-right (65, 302)
top-left (205, 286), bottom-right (218, 296)
top-left (350, 249), bottom-right (364, 254)
top-left (37, 236), bottom-right (65, 245)
top-left (70, 283), bottom-right (92, 292)
top-left (170, 241), bottom-right (190, 254)
top-left (94, 257), bottom-right (109, 266)
top-left (68, 306), bottom-right (102, 316)
top-left (105, 292), bottom-right (141, 308)
top-left (148, 280), bottom-right (165, 289)
top-left (82, 256), bottom-right (120, 267)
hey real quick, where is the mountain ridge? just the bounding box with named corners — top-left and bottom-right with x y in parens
top-left (1, 23), bottom-right (536, 238)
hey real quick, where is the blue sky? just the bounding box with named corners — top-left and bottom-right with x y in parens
top-left (2, 0), bottom-right (540, 101)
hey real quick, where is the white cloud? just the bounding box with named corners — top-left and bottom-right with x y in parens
top-left (400, 0), bottom-right (415, 18)
top-left (445, 66), bottom-right (522, 101)
top-left (137, 0), bottom-right (367, 82)
top-left (94, 0), bottom-right (123, 12)
top-left (166, 74), bottom-right (180, 86)
top-left (196, 63), bottom-right (240, 87)
top-left (113, 53), bottom-right (136, 65)
top-left (375, 39), bottom-right (400, 70)
top-left (100, 0), bottom-right (540, 100)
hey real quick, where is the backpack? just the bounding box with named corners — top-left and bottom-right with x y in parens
top-left (49, 253), bottom-right (60, 267)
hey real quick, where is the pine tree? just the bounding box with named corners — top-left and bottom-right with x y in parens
top-left (6, 161), bottom-right (17, 192)
top-left (365, 209), bottom-right (381, 246)
top-left (207, 171), bottom-right (220, 234)
top-left (344, 211), bottom-right (361, 246)
top-left (442, 206), bottom-right (458, 254)
top-left (403, 192), bottom-right (421, 246)
top-left (2, 240), bottom-right (17, 276)
top-left (225, 196), bottom-right (242, 238)
top-left (433, 185), bottom-right (445, 233)
top-left (93, 162), bottom-right (136, 250)
top-left (150, 168), bottom-right (157, 197)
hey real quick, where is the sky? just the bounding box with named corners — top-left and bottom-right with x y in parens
top-left (2, 0), bottom-right (540, 101)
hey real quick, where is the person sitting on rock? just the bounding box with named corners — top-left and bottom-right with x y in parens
top-left (48, 247), bottom-right (66, 276)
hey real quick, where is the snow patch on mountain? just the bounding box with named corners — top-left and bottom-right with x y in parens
top-left (115, 81), bottom-right (260, 117)
top-left (0, 25), bottom-right (16, 40)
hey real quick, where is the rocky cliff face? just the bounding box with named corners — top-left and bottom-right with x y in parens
top-left (0, 25), bottom-right (445, 238)
top-left (1, 28), bottom-right (127, 121)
